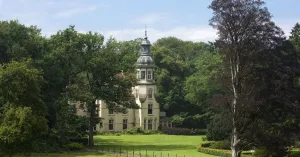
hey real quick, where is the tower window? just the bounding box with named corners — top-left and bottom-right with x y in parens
top-left (123, 119), bottom-right (128, 130)
top-left (109, 120), bottom-right (114, 130)
top-left (148, 104), bottom-right (153, 115)
top-left (148, 88), bottom-right (153, 98)
top-left (141, 71), bottom-right (146, 79)
top-left (147, 70), bottom-right (152, 80)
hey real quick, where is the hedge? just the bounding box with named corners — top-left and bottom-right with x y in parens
top-left (161, 127), bottom-right (206, 135)
top-left (198, 146), bottom-right (232, 157)
top-left (198, 143), bottom-right (253, 157)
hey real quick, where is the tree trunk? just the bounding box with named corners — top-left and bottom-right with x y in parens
top-left (88, 103), bottom-right (95, 147)
top-left (231, 126), bottom-right (241, 157)
top-left (230, 57), bottom-right (241, 157)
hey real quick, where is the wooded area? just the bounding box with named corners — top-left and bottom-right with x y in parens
top-left (0, 0), bottom-right (300, 157)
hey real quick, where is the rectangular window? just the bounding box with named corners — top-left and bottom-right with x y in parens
top-left (136, 71), bottom-right (140, 79)
top-left (109, 109), bottom-right (113, 115)
top-left (147, 70), bottom-right (152, 80)
top-left (123, 119), bottom-right (128, 130)
top-left (109, 120), bottom-right (114, 130)
top-left (141, 71), bottom-right (146, 79)
top-left (148, 104), bottom-right (153, 115)
top-left (100, 122), bottom-right (103, 128)
top-left (148, 88), bottom-right (153, 98)
top-left (144, 119), bottom-right (147, 130)
top-left (148, 120), bottom-right (153, 130)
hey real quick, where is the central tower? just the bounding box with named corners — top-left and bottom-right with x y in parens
top-left (133, 30), bottom-right (159, 130)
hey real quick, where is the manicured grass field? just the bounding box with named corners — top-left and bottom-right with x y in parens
top-left (94, 134), bottom-right (217, 157)
top-left (17, 152), bottom-right (113, 157)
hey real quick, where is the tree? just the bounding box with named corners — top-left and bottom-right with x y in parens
top-left (152, 37), bottom-right (210, 116)
top-left (208, 0), bottom-right (299, 156)
top-left (56, 29), bottom-right (138, 146)
top-left (290, 23), bottom-right (300, 52)
top-left (0, 60), bottom-right (48, 156)
top-left (0, 20), bottom-right (46, 64)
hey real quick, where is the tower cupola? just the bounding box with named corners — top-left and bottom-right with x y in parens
top-left (136, 27), bottom-right (155, 84)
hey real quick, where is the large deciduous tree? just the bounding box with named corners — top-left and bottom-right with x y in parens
top-left (0, 60), bottom-right (48, 156)
top-left (47, 27), bottom-right (137, 146)
top-left (209, 0), bottom-right (300, 156)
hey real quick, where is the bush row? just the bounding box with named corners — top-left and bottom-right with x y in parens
top-left (198, 146), bottom-right (232, 157)
top-left (198, 143), bottom-right (253, 157)
top-left (96, 127), bottom-right (206, 135)
top-left (97, 127), bottom-right (162, 135)
top-left (161, 127), bottom-right (206, 135)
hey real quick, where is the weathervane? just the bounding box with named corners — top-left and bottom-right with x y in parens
top-left (145, 24), bottom-right (148, 39)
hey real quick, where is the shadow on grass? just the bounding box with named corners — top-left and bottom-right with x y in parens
top-left (95, 144), bottom-right (195, 151)
top-left (94, 138), bottom-right (196, 152)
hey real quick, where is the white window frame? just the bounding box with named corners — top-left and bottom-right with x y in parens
top-left (147, 70), bottom-right (152, 80)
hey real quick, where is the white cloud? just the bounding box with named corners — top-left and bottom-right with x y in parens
top-left (102, 26), bottom-right (217, 43)
top-left (135, 13), bottom-right (169, 25)
top-left (274, 19), bottom-right (300, 38)
top-left (54, 6), bottom-right (98, 18)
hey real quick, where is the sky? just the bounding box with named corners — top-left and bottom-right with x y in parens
top-left (0, 0), bottom-right (299, 43)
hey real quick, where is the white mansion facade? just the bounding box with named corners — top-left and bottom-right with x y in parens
top-left (73, 34), bottom-right (172, 132)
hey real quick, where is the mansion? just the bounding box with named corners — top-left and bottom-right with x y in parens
top-left (73, 33), bottom-right (172, 132)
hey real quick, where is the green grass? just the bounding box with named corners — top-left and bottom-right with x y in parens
top-left (94, 134), bottom-right (217, 157)
top-left (16, 152), bottom-right (113, 157)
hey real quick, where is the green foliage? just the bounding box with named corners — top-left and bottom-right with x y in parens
top-left (206, 113), bottom-right (231, 141)
top-left (161, 127), bottom-right (206, 135)
top-left (290, 23), bottom-right (300, 52)
top-left (97, 127), bottom-right (162, 135)
top-left (152, 37), bottom-right (212, 116)
top-left (66, 142), bottom-right (85, 150)
top-left (184, 50), bottom-right (223, 108)
top-left (0, 20), bottom-right (45, 64)
top-left (210, 140), bottom-right (231, 150)
top-left (171, 113), bottom-right (209, 129)
top-left (197, 146), bottom-right (232, 157)
top-left (287, 150), bottom-right (300, 157)
top-left (126, 127), bottom-right (143, 134)
top-left (0, 60), bottom-right (48, 156)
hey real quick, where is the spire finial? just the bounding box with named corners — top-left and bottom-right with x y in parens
top-left (145, 24), bottom-right (148, 39)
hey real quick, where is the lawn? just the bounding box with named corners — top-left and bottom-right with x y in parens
top-left (16, 152), bottom-right (113, 157)
top-left (94, 134), bottom-right (217, 157)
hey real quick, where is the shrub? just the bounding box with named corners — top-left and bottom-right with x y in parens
top-left (67, 142), bottom-right (84, 150)
top-left (210, 140), bottom-right (231, 150)
top-left (201, 143), bottom-right (212, 148)
top-left (171, 113), bottom-right (208, 129)
top-left (254, 147), bottom-right (288, 157)
top-left (161, 127), bottom-right (206, 135)
top-left (69, 137), bottom-right (89, 146)
top-left (287, 150), bottom-right (300, 157)
top-left (206, 113), bottom-right (231, 141)
top-left (198, 147), bottom-right (232, 157)
top-left (126, 127), bottom-right (143, 134)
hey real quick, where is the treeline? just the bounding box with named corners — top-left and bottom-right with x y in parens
top-left (0, 20), bottom-right (220, 156)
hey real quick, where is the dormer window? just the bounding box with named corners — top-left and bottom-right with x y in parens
top-left (141, 70), bottom-right (146, 79)
top-left (147, 70), bottom-right (152, 80)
